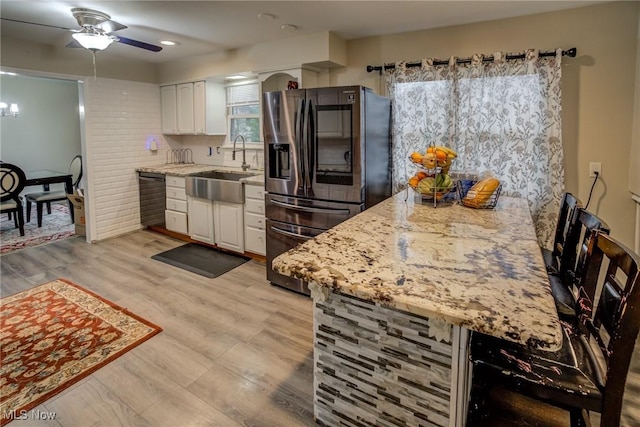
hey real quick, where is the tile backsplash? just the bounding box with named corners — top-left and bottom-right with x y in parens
top-left (167, 135), bottom-right (264, 170)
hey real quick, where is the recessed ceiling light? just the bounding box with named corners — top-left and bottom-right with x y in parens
top-left (160, 40), bottom-right (180, 46)
top-left (280, 24), bottom-right (297, 31)
top-left (258, 13), bottom-right (275, 20)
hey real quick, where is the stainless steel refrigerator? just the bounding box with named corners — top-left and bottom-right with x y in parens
top-left (263, 85), bottom-right (391, 295)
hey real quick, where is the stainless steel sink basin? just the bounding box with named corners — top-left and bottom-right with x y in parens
top-left (186, 171), bottom-right (254, 203)
top-left (188, 171), bottom-right (251, 181)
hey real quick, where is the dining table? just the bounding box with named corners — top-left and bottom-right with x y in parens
top-left (272, 191), bottom-right (562, 427)
top-left (25, 170), bottom-right (74, 222)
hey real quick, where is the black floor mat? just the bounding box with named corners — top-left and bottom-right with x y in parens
top-left (151, 243), bottom-right (250, 278)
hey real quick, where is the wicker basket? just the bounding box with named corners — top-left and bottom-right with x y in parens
top-left (459, 183), bottom-right (502, 209)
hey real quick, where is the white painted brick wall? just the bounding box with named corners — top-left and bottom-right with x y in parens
top-left (180, 135), bottom-right (264, 170)
top-left (82, 78), bottom-right (265, 241)
top-left (83, 78), bottom-right (167, 241)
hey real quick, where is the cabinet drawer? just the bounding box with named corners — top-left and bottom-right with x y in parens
top-left (166, 187), bottom-right (187, 201)
top-left (245, 198), bottom-right (265, 215)
top-left (166, 198), bottom-right (187, 213)
top-left (166, 176), bottom-right (186, 188)
top-left (165, 210), bottom-right (188, 234)
top-left (245, 227), bottom-right (266, 255)
top-left (245, 212), bottom-right (265, 230)
top-left (245, 185), bottom-right (265, 201)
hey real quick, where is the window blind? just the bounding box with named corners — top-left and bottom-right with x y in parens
top-left (227, 83), bottom-right (259, 106)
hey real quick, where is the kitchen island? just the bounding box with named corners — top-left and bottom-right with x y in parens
top-left (272, 191), bottom-right (562, 427)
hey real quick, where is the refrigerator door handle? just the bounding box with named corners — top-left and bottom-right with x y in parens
top-left (270, 225), bottom-right (315, 240)
top-left (301, 99), bottom-right (312, 195)
top-left (296, 98), bottom-right (306, 194)
top-left (306, 99), bottom-right (315, 193)
top-left (271, 199), bottom-right (351, 215)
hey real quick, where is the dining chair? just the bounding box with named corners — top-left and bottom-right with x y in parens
top-left (467, 232), bottom-right (640, 427)
top-left (548, 208), bottom-right (609, 320)
top-left (541, 192), bottom-right (582, 274)
top-left (0, 163), bottom-right (27, 236)
top-left (25, 155), bottom-right (82, 227)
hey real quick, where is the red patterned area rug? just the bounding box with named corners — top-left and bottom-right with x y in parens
top-left (0, 203), bottom-right (75, 255)
top-left (0, 279), bottom-right (162, 425)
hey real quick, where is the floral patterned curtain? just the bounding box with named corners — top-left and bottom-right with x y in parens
top-left (384, 49), bottom-right (565, 249)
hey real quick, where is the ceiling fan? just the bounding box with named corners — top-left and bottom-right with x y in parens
top-left (1, 8), bottom-right (162, 53)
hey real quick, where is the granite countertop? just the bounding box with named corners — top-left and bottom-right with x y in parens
top-left (272, 192), bottom-right (562, 351)
top-left (136, 164), bottom-right (264, 185)
top-left (239, 173), bottom-right (265, 186)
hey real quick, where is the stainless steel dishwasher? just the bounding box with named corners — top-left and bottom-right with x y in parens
top-left (138, 172), bottom-right (166, 227)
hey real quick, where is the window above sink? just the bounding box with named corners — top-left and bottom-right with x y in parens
top-left (227, 80), bottom-right (261, 144)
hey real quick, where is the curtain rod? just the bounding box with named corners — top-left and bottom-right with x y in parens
top-left (366, 47), bottom-right (576, 73)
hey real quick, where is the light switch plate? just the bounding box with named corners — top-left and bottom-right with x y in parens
top-left (589, 162), bottom-right (602, 178)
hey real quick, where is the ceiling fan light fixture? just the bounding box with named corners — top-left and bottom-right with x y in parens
top-left (72, 32), bottom-right (113, 51)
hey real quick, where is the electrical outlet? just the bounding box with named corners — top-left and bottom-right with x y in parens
top-left (589, 162), bottom-right (602, 178)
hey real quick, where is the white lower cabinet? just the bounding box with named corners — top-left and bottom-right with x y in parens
top-left (214, 201), bottom-right (244, 253)
top-left (244, 184), bottom-right (266, 255)
top-left (188, 197), bottom-right (215, 244)
top-left (166, 176), bottom-right (188, 234)
top-left (188, 197), bottom-right (244, 253)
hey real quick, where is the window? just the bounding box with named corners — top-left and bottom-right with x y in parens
top-left (226, 82), bottom-right (260, 143)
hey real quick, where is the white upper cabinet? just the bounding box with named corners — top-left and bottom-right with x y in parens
top-left (161, 80), bottom-right (226, 135)
top-left (193, 81), bottom-right (206, 134)
top-left (177, 83), bottom-right (195, 134)
top-left (160, 85), bottom-right (177, 134)
top-left (195, 80), bottom-right (226, 135)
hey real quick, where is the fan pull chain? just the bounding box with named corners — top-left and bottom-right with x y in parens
top-left (92, 50), bottom-right (97, 80)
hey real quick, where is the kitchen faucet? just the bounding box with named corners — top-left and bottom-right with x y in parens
top-left (232, 134), bottom-right (250, 171)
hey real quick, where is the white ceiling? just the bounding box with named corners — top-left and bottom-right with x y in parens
top-left (0, 1), bottom-right (603, 64)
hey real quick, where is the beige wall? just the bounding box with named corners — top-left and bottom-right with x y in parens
top-left (331, 1), bottom-right (639, 249)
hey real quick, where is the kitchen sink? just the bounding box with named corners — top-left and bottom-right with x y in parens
top-left (188, 171), bottom-right (252, 181)
top-left (186, 170), bottom-right (254, 203)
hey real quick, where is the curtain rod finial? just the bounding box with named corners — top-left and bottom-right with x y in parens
top-left (564, 48), bottom-right (577, 57)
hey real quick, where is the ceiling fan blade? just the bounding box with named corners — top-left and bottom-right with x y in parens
top-left (0, 17), bottom-right (75, 32)
top-left (114, 36), bottom-right (163, 52)
top-left (96, 20), bottom-right (127, 33)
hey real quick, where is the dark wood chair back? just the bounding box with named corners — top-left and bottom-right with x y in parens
top-left (548, 192), bottom-right (582, 271)
top-left (0, 162), bottom-right (26, 203)
top-left (575, 233), bottom-right (640, 425)
top-left (559, 208), bottom-right (610, 288)
top-left (69, 155), bottom-right (83, 189)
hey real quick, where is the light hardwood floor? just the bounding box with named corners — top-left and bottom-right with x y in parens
top-left (1, 231), bottom-right (638, 426)
top-left (1, 231), bottom-right (315, 427)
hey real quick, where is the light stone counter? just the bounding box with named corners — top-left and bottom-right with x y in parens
top-left (136, 164), bottom-right (264, 179)
top-left (239, 173), bottom-right (265, 186)
top-left (273, 191), bottom-right (562, 351)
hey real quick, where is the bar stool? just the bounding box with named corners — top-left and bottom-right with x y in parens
top-left (467, 233), bottom-right (640, 427)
